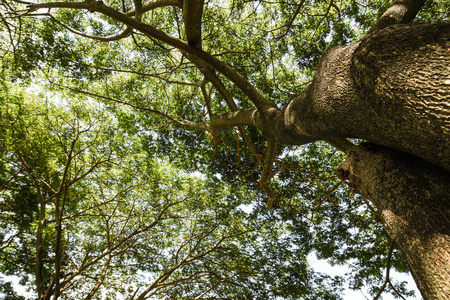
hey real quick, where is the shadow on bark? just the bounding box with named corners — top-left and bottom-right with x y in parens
top-left (336, 143), bottom-right (450, 299)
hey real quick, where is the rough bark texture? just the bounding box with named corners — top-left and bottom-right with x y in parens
top-left (370, 0), bottom-right (427, 32)
top-left (351, 22), bottom-right (450, 170)
top-left (183, 0), bottom-right (204, 47)
top-left (285, 43), bottom-right (363, 139)
top-left (337, 143), bottom-right (450, 300)
top-left (285, 22), bottom-right (450, 170)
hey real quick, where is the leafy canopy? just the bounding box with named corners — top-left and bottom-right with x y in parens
top-left (0, 0), bottom-right (448, 298)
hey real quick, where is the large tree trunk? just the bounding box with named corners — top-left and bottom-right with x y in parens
top-left (336, 143), bottom-right (450, 300)
top-left (284, 22), bottom-right (450, 170)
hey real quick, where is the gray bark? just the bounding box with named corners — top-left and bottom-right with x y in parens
top-left (337, 143), bottom-right (450, 300)
top-left (284, 22), bottom-right (450, 170)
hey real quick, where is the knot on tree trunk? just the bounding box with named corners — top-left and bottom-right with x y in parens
top-left (336, 159), bottom-right (362, 195)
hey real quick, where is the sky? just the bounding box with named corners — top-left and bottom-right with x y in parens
top-left (2, 262), bottom-right (421, 300)
top-left (308, 252), bottom-right (421, 300)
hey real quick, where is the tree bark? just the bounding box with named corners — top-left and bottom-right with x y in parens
top-left (370, 0), bottom-right (426, 32)
top-left (336, 143), bottom-right (450, 300)
top-left (285, 22), bottom-right (450, 170)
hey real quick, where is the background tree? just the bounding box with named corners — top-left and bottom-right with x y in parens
top-left (0, 84), bottom-right (353, 299)
top-left (0, 0), bottom-right (448, 299)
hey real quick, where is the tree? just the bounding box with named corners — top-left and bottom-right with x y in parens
top-left (0, 0), bottom-right (448, 299)
top-left (1, 87), bottom-right (347, 299)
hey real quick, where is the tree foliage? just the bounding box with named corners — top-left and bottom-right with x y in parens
top-left (0, 84), bottom-right (352, 299)
top-left (0, 0), bottom-right (448, 299)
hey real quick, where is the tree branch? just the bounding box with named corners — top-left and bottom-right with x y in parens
top-left (26, 0), bottom-right (274, 112)
top-left (257, 139), bottom-right (278, 209)
top-left (183, 0), bottom-right (204, 47)
top-left (210, 109), bottom-right (260, 128)
top-left (271, 0), bottom-right (306, 40)
top-left (48, 12), bottom-right (132, 42)
top-left (125, 0), bottom-right (183, 16)
top-left (64, 199), bottom-right (186, 286)
top-left (84, 253), bottom-right (111, 300)
top-left (65, 58), bottom-right (201, 86)
top-left (46, 80), bottom-right (209, 132)
top-left (373, 241), bottom-right (401, 300)
top-left (27, 1), bottom-right (90, 12)
top-left (370, 0), bottom-right (426, 32)
top-left (325, 138), bottom-right (355, 152)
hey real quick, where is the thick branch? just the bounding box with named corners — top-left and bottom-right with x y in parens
top-left (183, 0), bottom-right (204, 47)
top-left (325, 138), bottom-right (355, 152)
top-left (211, 109), bottom-right (260, 128)
top-left (257, 139), bottom-right (277, 209)
top-left (285, 22), bottom-right (450, 168)
top-left (191, 58), bottom-right (238, 112)
top-left (370, 0), bottom-right (426, 32)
